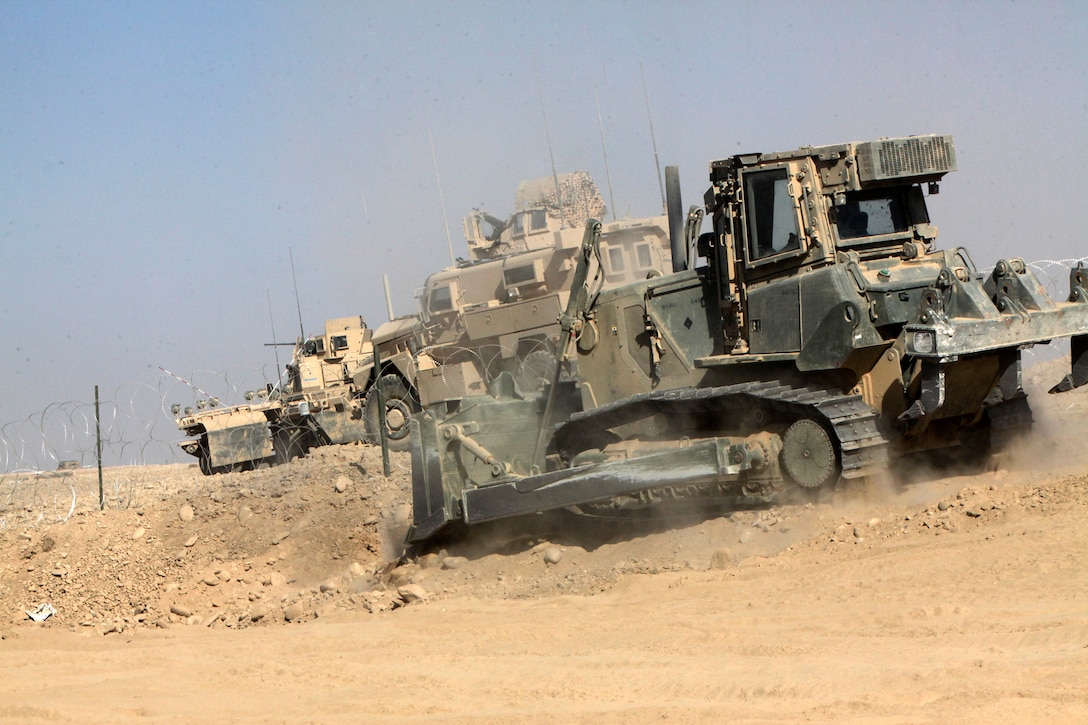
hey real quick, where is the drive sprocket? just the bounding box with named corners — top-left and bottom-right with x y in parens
top-left (780, 418), bottom-right (838, 489)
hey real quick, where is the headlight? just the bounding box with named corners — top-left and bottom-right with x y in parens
top-left (912, 329), bottom-right (936, 354)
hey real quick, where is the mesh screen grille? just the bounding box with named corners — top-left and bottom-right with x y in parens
top-left (857, 135), bottom-right (957, 181)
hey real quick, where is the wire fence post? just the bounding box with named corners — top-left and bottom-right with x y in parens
top-left (372, 344), bottom-right (391, 477)
top-left (95, 384), bottom-right (104, 510)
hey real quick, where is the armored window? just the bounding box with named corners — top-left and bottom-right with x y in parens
top-left (744, 169), bottom-right (801, 261)
top-left (510, 213), bottom-right (525, 237)
top-left (330, 335), bottom-right (348, 351)
top-left (634, 242), bottom-right (654, 270)
top-left (606, 246), bottom-right (626, 275)
top-left (429, 285), bottom-right (453, 313)
top-left (503, 262), bottom-right (542, 287)
top-left (834, 191), bottom-right (911, 241)
top-left (479, 216), bottom-right (502, 241)
top-left (529, 209), bottom-right (548, 232)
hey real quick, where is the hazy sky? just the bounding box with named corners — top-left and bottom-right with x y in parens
top-left (2, 1), bottom-right (1086, 464)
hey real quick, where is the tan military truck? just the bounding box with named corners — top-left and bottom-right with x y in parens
top-left (413, 171), bottom-right (674, 403)
top-left (174, 314), bottom-right (418, 474)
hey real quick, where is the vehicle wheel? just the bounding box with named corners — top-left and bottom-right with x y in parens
top-left (197, 439), bottom-right (213, 476)
top-left (273, 427), bottom-right (310, 465)
top-left (780, 418), bottom-right (839, 489)
top-left (516, 350), bottom-right (563, 393)
top-left (366, 375), bottom-right (419, 452)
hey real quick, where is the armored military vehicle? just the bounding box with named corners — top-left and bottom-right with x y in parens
top-left (407, 134), bottom-right (1088, 542)
top-left (174, 314), bottom-right (418, 474)
top-left (413, 171), bottom-right (672, 405)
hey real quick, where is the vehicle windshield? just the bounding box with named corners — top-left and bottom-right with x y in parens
top-left (745, 168), bottom-right (801, 261)
top-left (833, 190), bottom-right (912, 241)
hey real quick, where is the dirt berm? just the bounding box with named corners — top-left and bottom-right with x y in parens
top-left (0, 362), bottom-right (1086, 723)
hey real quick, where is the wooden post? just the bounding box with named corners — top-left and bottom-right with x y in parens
top-left (95, 385), bottom-right (104, 510)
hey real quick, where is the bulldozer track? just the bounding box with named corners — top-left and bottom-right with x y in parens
top-left (556, 380), bottom-right (889, 483)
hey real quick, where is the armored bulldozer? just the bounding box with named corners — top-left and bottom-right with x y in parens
top-left (414, 171), bottom-right (672, 404)
top-left (174, 314), bottom-right (418, 474)
top-left (407, 134), bottom-right (1088, 542)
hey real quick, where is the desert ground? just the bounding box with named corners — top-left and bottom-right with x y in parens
top-left (1, 362), bottom-right (1086, 724)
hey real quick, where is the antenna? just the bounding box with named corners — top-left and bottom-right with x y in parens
top-left (429, 127), bottom-right (456, 266)
top-left (159, 367), bottom-right (215, 400)
top-left (641, 61), bottom-right (666, 214)
top-left (534, 58), bottom-right (567, 229)
top-left (594, 85), bottom-right (616, 222)
top-left (289, 246), bottom-right (304, 340)
top-left (267, 288), bottom-right (282, 377)
top-left (383, 273), bottom-right (395, 321)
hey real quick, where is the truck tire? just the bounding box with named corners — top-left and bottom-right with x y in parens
top-left (198, 438), bottom-right (213, 476)
top-left (273, 427), bottom-right (310, 465)
top-left (366, 374), bottom-right (418, 452)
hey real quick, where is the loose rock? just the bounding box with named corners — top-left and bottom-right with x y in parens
top-left (398, 584), bottom-right (429, 604)
top-left (710, 548), bottom-right (734, 570)
top-left (442, 556), bottom-right (468, 570)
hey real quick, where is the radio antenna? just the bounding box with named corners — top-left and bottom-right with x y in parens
top-left (534, 58), bottom-right (567, 229)
top-left (289, 246), bottom-right (304, 340)
top-left (594, 84), bottom-right (616, 222)
top-left (383, 273), bottom-right (396, 321)
top-left (641, 61), bottom-right (666, 214)
top-left (266, 288), bottom-right (282, 378)
top-left (429, 128), bottom-right (456, 266)
top-left (159, 367), bottom-right (215, 400)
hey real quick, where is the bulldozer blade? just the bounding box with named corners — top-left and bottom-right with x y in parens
top-left (460, 437), bottom-right (766, 527)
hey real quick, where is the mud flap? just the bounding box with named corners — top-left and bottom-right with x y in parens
top-left (1049, 334), bottom-right (1088, 393)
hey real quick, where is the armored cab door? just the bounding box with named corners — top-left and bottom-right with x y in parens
top-left (738, 163), bottom-right (810, 354)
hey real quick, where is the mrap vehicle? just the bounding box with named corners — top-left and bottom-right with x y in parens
top-left (174, 314), bottom-right (417, 473)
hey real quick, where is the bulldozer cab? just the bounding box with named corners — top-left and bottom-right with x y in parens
top-left (706, 136), bottom-right (954, 356)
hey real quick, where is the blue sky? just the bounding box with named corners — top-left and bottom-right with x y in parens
top-left (1, 0), bottom-right (1086, 465)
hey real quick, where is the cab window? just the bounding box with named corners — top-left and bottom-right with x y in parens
top-left (745, 169), bottom-right (801, 261)
top-left (429, 285), bottom-right (453, 313)
top-left (529, 209), bottom-right (548, 232)
top-left (605, 246), bottom-right (626, 275)
top-left (834, 190), bottom-right (912, 241)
